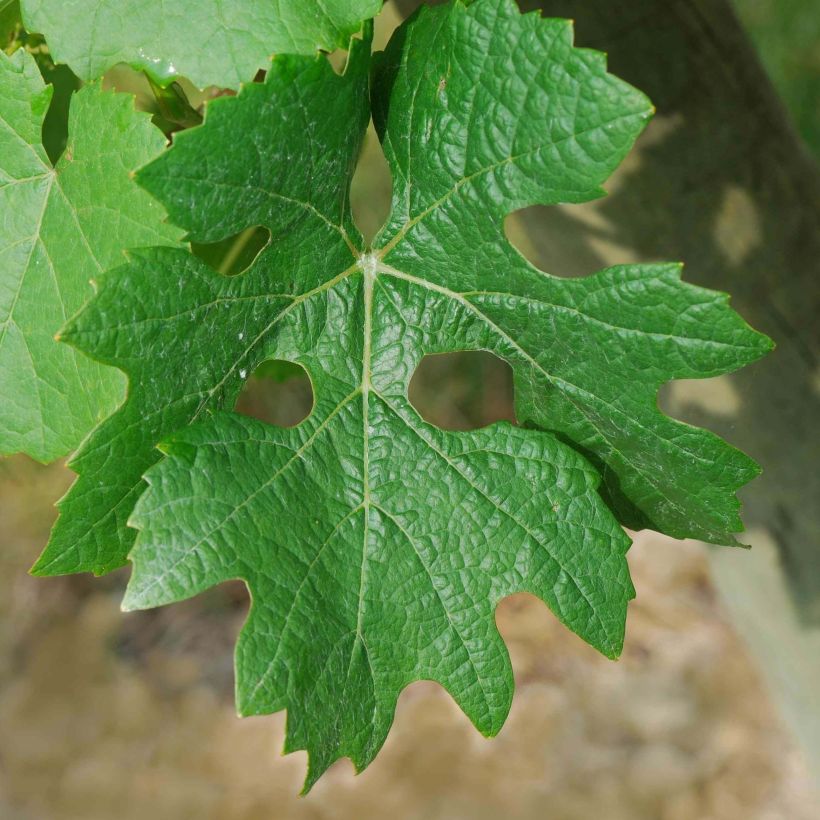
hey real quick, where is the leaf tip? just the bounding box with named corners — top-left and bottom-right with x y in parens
top-left (603, 642), bottom-right (624, 661)
top-left (120, 579), bottom-right (149, 612)
top-left (57, 318), bottom-right (78, 345)
top-left (28, 556), bottom-right (48, 577)
top-left (759, 332), bottom-right (776, 355)
top-left (119, 596), bottom-right (139, 613)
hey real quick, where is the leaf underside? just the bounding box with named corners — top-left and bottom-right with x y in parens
top-left (20, 0), bottom-right (382, 88)
top-left (30, 0), bottom-right (770, 788)
top-left (0, 48), bottom-right (180, 463)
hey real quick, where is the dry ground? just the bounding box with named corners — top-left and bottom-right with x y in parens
top-left (0, 455), bottom-right (816, 820)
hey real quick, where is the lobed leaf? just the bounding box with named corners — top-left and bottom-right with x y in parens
top-left (38, 0), bottom-right (771, 784)
top-left (370, 0), bottom-right (772, 544)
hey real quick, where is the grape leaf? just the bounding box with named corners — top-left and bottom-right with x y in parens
top-left (369, 3), bottom-right (773, 544)
top-left (31, 34), bottom-right (374, 575)
top-left (0, 48), bottom-right (180, 463)
top-left (43, 0), bottom-right (770, 783)
top-left (20, 0), bottom-right (382, 88)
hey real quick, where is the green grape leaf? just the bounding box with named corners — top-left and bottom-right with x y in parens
top-left (0, 48), bottom-right (180, 463)
top-left (32, 34), bottom-right (374, 576)
top-left (43, 0), bottom-right (770, 784)
top-left (20, 0), bottom-right (382, 88)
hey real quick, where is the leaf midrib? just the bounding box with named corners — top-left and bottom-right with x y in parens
top-left (130, 249), bottom-right (625, 661)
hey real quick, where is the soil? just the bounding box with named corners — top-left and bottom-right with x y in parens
top-left (0, 455), bottom-right (816, 820)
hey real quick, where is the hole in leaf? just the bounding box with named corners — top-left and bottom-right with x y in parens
top-left (326, 49), bottom-right (350, 76)
top-left (657, 375), bottom-right (742, 424)
top-left (41, 64), bottom-right (82, 165)
top-left (235, 360), bottom-right (314, 428)
top-left (104, 65), bottom-right (219, 135)
top-left (504, 206), bottom-right (612, 278)
top-left (5, 23), bottom-right (82, 164)
top-left (409, 351), bottom-right (517, 431)
top-left (350, 125), bottom-right (392, 246)
top-left (191, 226), bottom-right (271, 276)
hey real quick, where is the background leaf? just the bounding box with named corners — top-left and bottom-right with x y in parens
top-left (20, 0), bottom-right (383, 88)
top-left (0, 48), bottom-right (181, 463)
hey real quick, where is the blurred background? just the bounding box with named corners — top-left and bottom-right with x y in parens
top-left (1, 1), bottom-right (818, 817)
